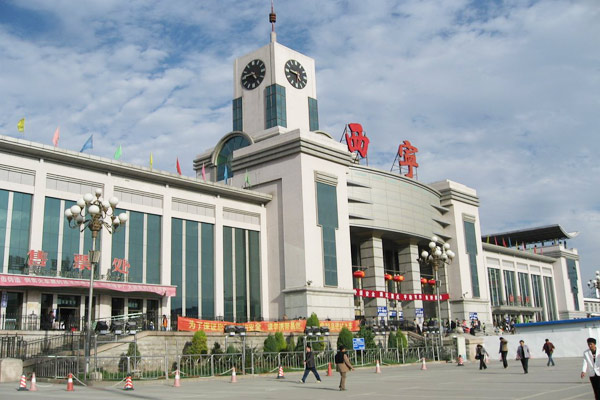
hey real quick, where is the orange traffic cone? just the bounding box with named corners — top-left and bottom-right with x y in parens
top-left (174, 369), bottom-right (181, 387)
top-left (327, 362), bottom-right (333, 377)
top-left (457, 355), bottom-right (464, 366)
top-left (375, 360), bottom-right (382, 373)
top-left (230, 367), bottom-right (237, 383)
top-left (66, 373), bottom-right (74, 391)
top-left (276, 365), bottom-right (285, 379)
top-left (17, 374), bottom-right (28, 391)
top-left (420, 357), bottom-right (427, 370)
top-left (124, 375), bottom-right (134, 390)
top-left (29, 373), bottom-right (38, 391)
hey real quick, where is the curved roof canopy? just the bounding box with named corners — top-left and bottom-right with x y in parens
top-left (483, 224), bottom-right (578, 245)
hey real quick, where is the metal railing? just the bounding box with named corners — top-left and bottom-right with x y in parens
top-left (28, 346), bottom-right (454, 381)
top-left (0, 332), bottom-right (83, 360)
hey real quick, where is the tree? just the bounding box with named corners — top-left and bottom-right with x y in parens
top-left (275, 332), bottom-right (287, 352)
top-left (211, 341), bottom-right (224, 354)
top-left (286, 335), bottom-right (296, 353)
top-left (263, 334), bottom-right (278, 353)
top-left (396, 330), bottom-right (408, 348)
top-left (337, 327), bottom-right (353, 350)
top-left (306, 313), bottom-right (320, 328)
top-left (305, 313), bottom-right (325, 350)
top-left (355, 325), bottom-right (376, 349)
top-left (226, 344), bottom-right (238, 354)
top-left (183, 330), bottom-right (208, 356)
top-left (387, 331), bottom-right (397, 348)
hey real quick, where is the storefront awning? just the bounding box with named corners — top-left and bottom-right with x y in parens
top-left (0, 274), bottom-right (176, 297)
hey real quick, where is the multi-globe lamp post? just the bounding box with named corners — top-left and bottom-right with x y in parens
top-left (419, 236), bottom-right (455, 347)
top-left (64, 189), bottom-right (128, 377)
top-left (588, 271), bottom-right (600, 298)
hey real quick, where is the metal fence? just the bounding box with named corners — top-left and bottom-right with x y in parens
top-left (0, 332), bottom-right (83, 360)
top-left (28, 346), bottom-right (454, 381)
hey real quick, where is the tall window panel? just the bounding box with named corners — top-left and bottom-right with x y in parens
top-left (62, 200), bottom-right (79, 277)
top-left (146, 214), bottom-right (161, 284)
top-left (543, 276), bottom-right (558, 320)
top-left (170, 218), bottom-right (183, 320)
top-left (488, 268), bottom-right (502, 306)
top-left (531, 274), bottom-right (544, 308)
top-left (503, 270), bottom-right (517, 305)
top-left (41, 197), bottom-right (60, 276)
top-left (235, 228), bottom-right (247, 322)
top-left (223, 226), bottom-right (234, 321)
top-left (0, 190), bottom-right (8, 270)
top-left (265, 84), bottom-right (287, 128)
top-left (248, 230), bottom-right (261, 321)
top-left (308, 97), bottom-right (319, 131)
top-left (8, 192), bottom-right (32, 274)
top-left (201, 223), bottom-right (215, 319)
top-left (463, 220), bottom-right (480, 298)
top-left (566, 259), bottom-right (580, 311)
top-left (316, 182), bottom-right (338, 286)
top-left (128, 211), bottom-right (144, 283)
top-left (518, 272), bottom-right (531, 306)
top-left (185, 221), bottom-right (199, 318)
top-left (232, 97), bottom-right (243, 132)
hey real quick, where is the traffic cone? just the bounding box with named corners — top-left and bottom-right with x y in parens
top-left (230, 367), bottom-right (237, 383)
top-left (276, 365), bottom-right (285, 379)
top-left (327, 362), bottom-right (333, 377)
top-left (375, 360), bottom-right (381, 373)
top-left (29, 373), bottom-right (38, 391)
top-left (457, 355), bottom-right (464, 366)
top-left (124, 375), bottom-right (134, 390)
top-left (420, 357), bottom-right (427, 370)
top-left (17, 374), bottom-right (28, 391)
top-left (66, 373), bottom-right (74, 391)
top-left (174, 369), bottom-right (181, 387)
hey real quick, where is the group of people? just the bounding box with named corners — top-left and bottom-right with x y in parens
top-left (300, 345), bottom-right (353, 391)
top-left (472, 337), bottom-right (555, 373)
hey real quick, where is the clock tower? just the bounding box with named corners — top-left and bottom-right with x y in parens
top-left (232, 31), bottom-right (319, 137)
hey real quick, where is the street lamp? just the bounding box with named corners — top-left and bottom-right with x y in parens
top-left (588, 271), bottom-right (600, 298)
top-left (64, 188), bottom-right (128, 377)
top-left (418, 236), bottom-right (455, 348)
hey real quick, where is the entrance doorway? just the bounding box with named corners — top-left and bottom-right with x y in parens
top-left (57, 295), bottom-right (80, 331)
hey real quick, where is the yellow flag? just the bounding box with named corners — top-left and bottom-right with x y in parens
top-left (150, 152), bottom-right (153, 169)
top-left (17, 118), bottom-right (25, 132)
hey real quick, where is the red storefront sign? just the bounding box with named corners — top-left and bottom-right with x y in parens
top-left (0, 274), bottom-right (176, 297)
top-left (354, 288), bottom-right (449, 302)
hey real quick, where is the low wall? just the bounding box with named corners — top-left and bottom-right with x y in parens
top-left (0, 358), bottom-right (23, 382)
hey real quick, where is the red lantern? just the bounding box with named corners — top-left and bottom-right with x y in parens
top-left (428, 279), bottom-right (436, 286)
top-left (420, 277), bottom-right (428, 285)
top-left (384, 273), bottom-right (392, 281)
top-left (353, 270), bottom-right (365, 279)
top-left (393, 275), bottom-right (404, 282)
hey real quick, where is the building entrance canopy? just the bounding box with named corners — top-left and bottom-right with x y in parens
top-left (0, 274), bottom-right (176, 297)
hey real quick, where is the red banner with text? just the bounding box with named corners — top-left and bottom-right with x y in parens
top-left (177, 316), bottom-right (360, 333)
top-left (354, 288), bottom-right (449, 301)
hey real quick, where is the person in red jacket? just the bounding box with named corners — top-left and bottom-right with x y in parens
top-left (542, 338), bottom-right (555, 366)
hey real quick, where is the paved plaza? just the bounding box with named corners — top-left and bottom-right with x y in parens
top-left (0, 357), bottom-right (594, 399)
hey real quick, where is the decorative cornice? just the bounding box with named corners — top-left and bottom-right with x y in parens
top-left (482, 242), bottom-right (557, 263)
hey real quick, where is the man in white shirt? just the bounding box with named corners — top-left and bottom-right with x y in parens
top-left (581, 337), bottom-right (600, 400)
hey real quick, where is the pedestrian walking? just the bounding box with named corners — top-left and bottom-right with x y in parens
top-left (335, 345), bottom-right (353, 391)
top-left (581, 337), bottom-right (600, 400)
top-left (516, 340), bottom-right (531, 374)
top-left (475, 344), bottom-right (489, 370)
top-left (499, 337), bottom-right (509, 368)
top-left (542, 338), bottom-right (555, 366)
top-left (300, 345), bottom-right (321, 383)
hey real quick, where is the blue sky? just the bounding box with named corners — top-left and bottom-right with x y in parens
top-left (1, 0), bottom-right (599, 285)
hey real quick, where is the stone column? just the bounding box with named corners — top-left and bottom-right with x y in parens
top-left (397, 243), bottom-right (423, 322)
top-left (360, 237), bottom-right (386, 321)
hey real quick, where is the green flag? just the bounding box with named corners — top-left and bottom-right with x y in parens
top-left (17, 118), bottom-right (25, 133)
top-left (244, 169), bottom-right (250, 188)
top-left (114, 144), bottom-right (122, 160)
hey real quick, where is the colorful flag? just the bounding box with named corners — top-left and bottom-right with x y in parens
top-left (150, 153), bottom-right (154, 169)
top-left (486, 236), bottom-right (489, 244)
top-left (17, 118), bottom-right (25, 133)
top-left (508, 237), bottom-right (512, 248)
top-left (114, 144), bottom-right (122, 160)
top-left (244, 169), bottom-right (250, 188)
top-left (201, 163), bottom-right (206, 181)
top-left (52, 127), bottom-right (60, 147)
top-left (494, 237), bottom-right (498, 246)
top-left (80, 134), bottom-right (93, 152)
top-left (502, 237), bottom-right (506, 247)
top-left (224, 165), bottom-right (229, 182)
top-left (176, 158), bottom-right (182, 175)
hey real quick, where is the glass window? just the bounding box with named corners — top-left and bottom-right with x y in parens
top-left (566, 259), bottom-right (580, 311)
top-left (265, 84), bottom-right (287, 129)
top-left (531, 274), bottom-right (544, 320)
top-left (248, 230), bottom-right (261, 321)
top-left (544, 276), bottom-right (558, 320)
top-left (171, 218), bottom-right (183, 320)
top-left (488, 268), bottom-right (502, 306)
top-left (216, 135), bottom-right (251, 181)
top-left (223, 227), bottom-right (233, 321)
top-left (235, 228), bottom-right (247, 322)
top-left (128, 211), bottom-right (144, 283)
top-left (308, 97), bottom-right (319, 131)
top-left (316, 182), bottom-right (338, 286)
top-left (503, 270), bottom-right (517, 305)
top-left (146, 214), bottom-right (161, 284)
top-left (61, 200), bottom-right (79, 277)
top-left (232, 97), bottom-right (243, 132)
top-left (110, 208), bottom-right (126, 281)
top-left (41, 198), bottom-right (60, 276)
top-left (0, 190), bottom-right (8, 270)
top-left (185, 221), bottom-right (199, 318)
top-left (518, 272), bottom-right (531, 307)
top-left (463, 220), bottom-right (480, 298)
top-left (8, 192), bottom-right (32, 274)
top-left (201, 223), bottom-right (214, 319)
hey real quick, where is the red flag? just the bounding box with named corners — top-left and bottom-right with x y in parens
top-left (52, 126), bottom-right (60, 147)
top-left (176, 158), bottom-right (182, 175)
top-left (502, 238), bottom-right (506, 247)
top-left (201, 162), bottom-right (206, 181)
top-left (494, 237), bottom-right (498, 246)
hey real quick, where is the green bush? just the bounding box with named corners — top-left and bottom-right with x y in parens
top-left (183, 330), bottom-right (208, 356)
top-left (275, 332), bottom-right (287, 352)
top-left (387, 331), bottom-right (397, 348)
top-left (337, 327), bottom-right (353, 350)
top-left (226, 344), bottom-right (238, 354)
top-left (286, 335), bottom-right (296, 353)
top-left (305, 313), bottom-right (324, 351)
top-left (396, 330), bottom-right (408, 348)
top-left (211, 341), bottom-right (224, 354)
top-left (306, 313), bottom-right (320, 328)
top-left (126, 342), bottom-right (141, 358)
top-left (263, 334), bottom-right (278, 353)
top-left (355, 326), bottom-right (376, 349)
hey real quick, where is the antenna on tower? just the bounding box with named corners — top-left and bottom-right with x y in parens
top-left (269, 0), bottom-right (277, 42)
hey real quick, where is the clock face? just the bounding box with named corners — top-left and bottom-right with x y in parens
top-left (284, 59), bottom-right (307, 89)
top-left (241, 59), bottom-right (266, 90)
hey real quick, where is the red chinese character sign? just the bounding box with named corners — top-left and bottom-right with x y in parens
top-left (344, 123), bottom-right (369, 159)
top-left (112, 258), bottom-right (131, 274)
top-left (73, 254), bottom-right (91, 270)
top-left (27, 250), bottom-right (48, 267)
top-left (398, 140), bottom-right (419, 178)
